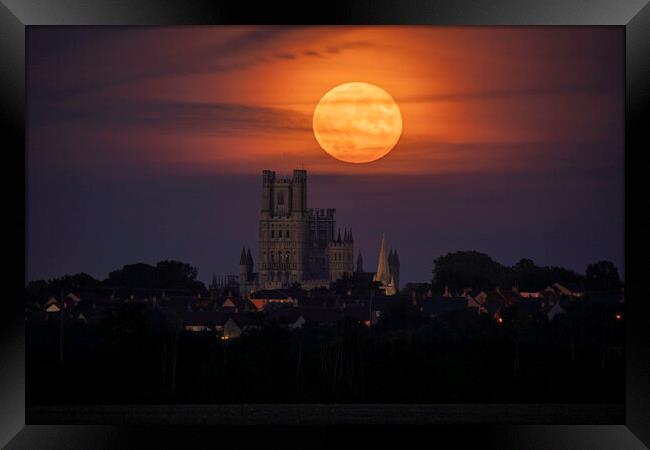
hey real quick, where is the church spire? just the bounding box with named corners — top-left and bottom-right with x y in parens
top-left (373, 233), bottom-right (391, 286)
top-left (239, 246), bottom-right (247, 265)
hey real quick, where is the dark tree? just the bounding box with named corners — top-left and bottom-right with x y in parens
top-left (586, 261), bottom-right (622, 292)
top-left (512, 259), bottom-right (584, 292)
top-left (26, 273), bottom-right (101, 304)
top-left (156, 260), bottom-right (200, 290)
top-left (107, 263), bottom-right (158, 289)
top-left (105, 260), bottom-right (205, 292)
top-left (432, 251), bottom-right (511, 292)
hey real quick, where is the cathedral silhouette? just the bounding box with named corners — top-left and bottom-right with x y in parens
top-left (238, 169), bottom-right (398, 296)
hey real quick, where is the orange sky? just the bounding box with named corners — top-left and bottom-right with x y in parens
top-left (29, 26), bottom-right (623, 176)
top-left (27, 26), bottom-right (624, 283)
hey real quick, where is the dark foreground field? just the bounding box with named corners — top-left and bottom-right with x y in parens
top-left (28, 403), bottom-right (623, 425)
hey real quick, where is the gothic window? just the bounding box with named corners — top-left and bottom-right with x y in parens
top-left (271, 230), bottom-right (275, 238)
top-left (286, 230), bottom-right (290, 238)
top-left (277, 192), bottom-right (284, 205)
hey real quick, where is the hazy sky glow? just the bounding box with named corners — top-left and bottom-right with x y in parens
top-left (27, 26), bottom-right (624, 284)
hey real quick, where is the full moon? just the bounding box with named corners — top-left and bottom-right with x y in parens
top-left (313, 82), bottom-right (402, 164)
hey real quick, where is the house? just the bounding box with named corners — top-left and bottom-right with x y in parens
top-left (183, 311), bottom-right (229, 332)
top-left (182, 311), bottom-right (259, 339)
top-left (218, 296), bottom-right (257, 313)
top-left (471, 290), bottom-right (488, 305)
top-left (74, 310), bottom-right (107, 326)
top-left (222, 317), bottom-right (243, 339)
top-left (45, 297), bottom-right (61, 313)
top-left (542, 287), bottom-right (559, 304)
top-left (62, 292), bottom-right (82, 310)
top-left (249, 289), bottom-right (294, 311)
top-left (295, 308), bottom-right (343, 328)
top-left (461, 289), bottom-right (487, 313)
top-left (546, 302), bottom-right (566, 321)
top-left (465, 295), bottom-right (488, 314)
top-left (552, 282), bottom-right (583, 298)
top-left (485, 289), bottom-right (508, 307)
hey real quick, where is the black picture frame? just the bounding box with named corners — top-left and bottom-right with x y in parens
top-left (2, 0), bottom-right (648, 448)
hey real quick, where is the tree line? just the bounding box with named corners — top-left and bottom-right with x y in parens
top-left (431, 251), bottom-right (622, 293)
top-left (26, 260), bottom-right (206, 301)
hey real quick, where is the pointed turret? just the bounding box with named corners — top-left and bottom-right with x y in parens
top-left (386, 248), bottom-right (400, 288)
top-left (239, 246), bottom-right (251, 297)
top-left (356, 251), bottom-right (364, 273)
top-left (246, 248), bottom-right (254, 271)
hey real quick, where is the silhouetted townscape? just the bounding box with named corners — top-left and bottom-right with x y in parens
top-left (26, 170), bottom-right (625, 405)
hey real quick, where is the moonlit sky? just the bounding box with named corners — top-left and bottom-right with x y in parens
top-left (27, 26), bottom-right (624, 284)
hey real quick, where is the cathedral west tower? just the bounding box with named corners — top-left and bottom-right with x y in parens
top-left (258, 169), bottom-right (309, 288)
top-left (249, 169), bottom-right (353, 293)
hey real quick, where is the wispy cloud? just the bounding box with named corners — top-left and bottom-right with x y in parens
top-left (400, 84), bottom-right (620, 103)
top-left (31, 98), bottom-right (313, 136)
top-left (29, 27), bottom-right (385, 101)
top-left (275, 52), bottom-right (296, 60)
